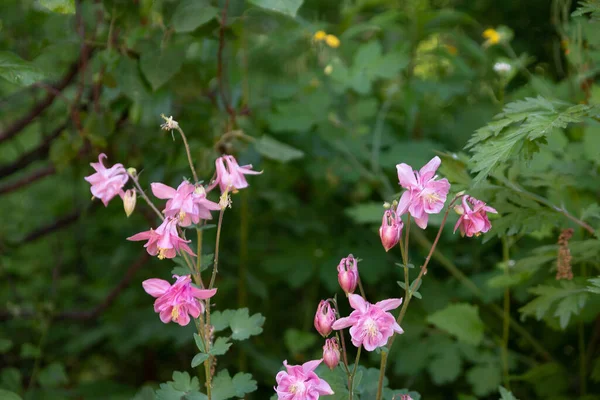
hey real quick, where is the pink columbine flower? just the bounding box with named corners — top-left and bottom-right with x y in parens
top-left (323, 338), bottom-right (340, 370)
top-left (314, 300), bottom-right (336, 337)
top-left (332, 294), bottom-right (403, 351)
top-left (396, 156), bottom-right (450, 229)
top-left (274, 359), bottom-right (334, 399)
top-left (212, 155), bottom-right (261, 193)
top-left (379, 210), bottom-right (403, 252)
top-left (142, 275), bottom-right (217, 326)
top-left (127, 217), bottom-right (195, 259)
top-left (151, 181), bottom-right (220, 227)
top-left (454, 195), bottom-right (498, 237)
top-left (337, 255), bottom-right (359, 295)
top-left (84, 153), bottom-right (129, 206)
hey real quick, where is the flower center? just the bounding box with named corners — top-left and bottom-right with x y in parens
top-left (289, 381), bottom-right (305, 394)
top-left (178, 211), bottom-right (186, 222)
top-left (364, 318), bottom-right (379, 338)
top-left (424, 192), bottom-right (441, 204)
top-left (171, 305), bottom-right (180, 322)
top-left (157, 248), bottom-right (167, 260)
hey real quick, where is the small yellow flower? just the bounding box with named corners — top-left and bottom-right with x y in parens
top-left (325, 34), bottom-right (340, 48)
top-left (324, 65), bottom-right (333, 75)
top-left (482, 28), bottom-right (501, 47)
top-left (313, 30), bottom-right (327, 41)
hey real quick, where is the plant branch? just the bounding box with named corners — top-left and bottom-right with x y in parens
top-left (175, 126), bottom-right (199, 183)
top-left (0, 166), bottom-right (56, 195)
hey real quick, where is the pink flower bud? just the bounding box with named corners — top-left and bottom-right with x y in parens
top-left (379, 210), bottom-right (403, 252)
top-left (323, 338), bottom-right (340, 370)
top-left (314, 300), bottom-right (336, 337)
top-left (337, 255), bottom-right (359, 295)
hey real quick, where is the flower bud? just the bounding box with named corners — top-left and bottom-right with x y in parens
top-left (123, 189), bottom-right (136, 217)
top-left (337, 255), bottom-right (359, 296)
top-left (323, 338), bottom-right (340, 370)
top-left (127, 167), bottom-right (137, 177)
top-left (314, 300), bottom-right (336, 337)
top-left (379, 210), bottom-right (402, 252)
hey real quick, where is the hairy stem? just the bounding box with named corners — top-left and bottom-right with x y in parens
top-left (501, 238), bottom-right (511, 389)
top-left (129, 173), bottom-right (163, 220)
top-left (348, 346), bottom-right (362, 400)
top-left (175, 126), bottom-right (199, 183)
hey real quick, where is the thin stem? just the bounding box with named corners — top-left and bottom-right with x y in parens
top-left (356, 276), bottom-right (367, 299)
top-left (579, 320), bottom-right (587, 395)
top-left (196, 314), bottom-right (212, 399)
top-left (348, 346), bottom-right (362, 400)
top-left (175, 126), bottom-right (199, 183)
top-left (332, 298), bottom-right (351, 376)
top-left (371, 92), bottom-right (395, 173)
top-left (209, 208), bottom-right (225, 290)
top-left (501, 238), bottom-right (511, 389)
top-left (129, 173), bottom-right (163, 220)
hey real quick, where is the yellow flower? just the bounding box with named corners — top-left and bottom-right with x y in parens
top-left (482, 28), bottom-right (501, 47)
top-left (313, 30), bottom-right (327, 41)
top-left (324, 65), bottom-right (333, 75)
top-left (325, 34), bottom-right (340, 48)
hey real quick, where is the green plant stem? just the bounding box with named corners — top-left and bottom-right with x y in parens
top-left (196, 315), bottom-right (212, 399)
top-left (356, 276), bottom-right (367, 299)
top-left (209, 208), bottom-right (225, 291)
top-left (175, 126), bottom-right (199, 183)
top-left (371, 90), bottom-right (395, 174)
top-left (129, 173), bottom-right (163, 220)
top-left (332, 297), bottom-right (351, 376)
top-left (348, 346), bottom-right (362, 400)
top-left (501, 238), bottom-right (511, 389)
top-left (411, 228), bottom-right (554, 362)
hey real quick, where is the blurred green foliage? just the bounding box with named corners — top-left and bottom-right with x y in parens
top-left (1, 0), bottom-right (600, 399)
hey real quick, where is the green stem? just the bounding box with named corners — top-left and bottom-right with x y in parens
top-left (579, 320), bottom-right (587, 395)
top-left (129, 173), bottom-right (163, 220)
top-left (175, 126), bottom-right (199, 183)
top-left (332, 297), bottom-right (351, 376)
top-left (501, 238), bottom-right (511, 389)
top-left (348, 346), bottom-right (362, 400)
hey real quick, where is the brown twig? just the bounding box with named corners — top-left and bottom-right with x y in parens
top-left (0, 123), bottom-right (67, 179)
top-left (0, 166), bottom-right (56, 195)
top-left (217, 0), bottom-right (236, 127)
top-left (16, 208), bottom-right (85, 245)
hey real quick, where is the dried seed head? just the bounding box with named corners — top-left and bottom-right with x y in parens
top-left (556, 228), bottom-right (574, 280)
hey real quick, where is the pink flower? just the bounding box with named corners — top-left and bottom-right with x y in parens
top-left (151, 181), bottom-right (220, 227)
top-left (274, 359), bottom-right (334, 399)
top-left (127, 217), bottom-right (195, 259)
top-left (323, 338), bottom-right (340, 370)
top-left (84, 153), bottom-right (129, 206)
top-left (212, 155), bottom-right (261, 193)
top-left (142, 275), bottom-right (217, 326)
top-left (332, 294), bottom-right (403, 351)
top-left (379, 210), bottom-right (403, 252)
top-left (396, 156), bottom-right (450, 229)
top-left (314, 300), bottom-right (336, 337)
top-left (454, 195), bottom-right (498, 237)
top-left (337, 255), bottom-right (359, 295)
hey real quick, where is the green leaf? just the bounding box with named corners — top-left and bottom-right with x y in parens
top-left (573, 0), bottom-right (600, 19)
top-left (20, 343), bottom-right (40, 359)
top-left (0, 390), bottom-right (21, 400)
top-left (0, 368), bottom-right (22, 393)
top-left (172, 371), bottom-right (199, 392)
top-left (156, 371), bottom-right (203, 400)
top-left (587, 276), bottom-right (600, 294)
top-left (194, 333), bottom-right (206, 353)
top-left (499, 385), bottom-right (520, 400)
top-left (191, 353), bottom-right (209, 368)
top-left (38, 0), bottom-right (75, 14)
top-left (247, 0), bottom-right (304, 18)
top-left (345, 202), bottom-right (383, 224)
top-left (283, 329), bottom-right (317, 355)
top-left (209, 337), bottom-right (232, 356)
top-left (210, 309), bottom-right (235, 332)
top-left (519, 281), bottom-right (588, 329)
top-left (254, 135), bottom-right (304, 163)
top-left (140, 47), bottom-right (185, 91)
top-left (38, 362), bottom-right (68, 388)
top-left (229, 308), bottom-right (265, 341)
top-left (0, 51), bottom-right (46, 87)
top-left (171, 266), bottom-right (191, 276)
top-left (0, 339), bottom-right (13, 354)
top-left (466, 363), bottom-right (502, 397)
top-left (426, 303), bottom-right (485, 346)
top-left (171, 0), bottom-right (218, 33)
top-left (427, 345), bottom-right (462, 384)
top-left (211, 370), bottom-right (257, 400)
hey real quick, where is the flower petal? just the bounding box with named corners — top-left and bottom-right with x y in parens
top-left (396, 163), bottom-right (418, 189)
top-left (332, 316), bottom-right (353, 330)
top-left (302, 359), bottom-right (322, 374)
top-left (419, 156), bottom-right (441, 182)
top-left (142, 279), bottom-right (171, 297)
top-left (374, 298), bottom-right (402, 311)
top-left (315, 377), bottom-right (334, 395)
top-left (348, 294), bottom-right (368, 313)
top-left (190, 287), bottom-right (217, 300)
top-left (151, 182), bottom-right (177, 199)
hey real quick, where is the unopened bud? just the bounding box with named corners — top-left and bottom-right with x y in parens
top-left (194, 185), bottom-right (206, 196)
top-left (383, 202), bottom-right (391, 209)
top-left (323, 338), bottom-right (340, 370)
top-left (379, 210), bottom-right (403, 252)
top-left (127, 167), bottom-right (137, 177)
top-left (337, 255), bottom-right (359, 295)
top-left (123, 189), bottom-right (136, 217)
top-left (314, 300), bottom-right (336, 337)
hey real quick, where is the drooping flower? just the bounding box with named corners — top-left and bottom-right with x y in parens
top-left (322, 338), bottom-right (340, 370)
top-left (212, 155), bottom-right (261, 193)
top-left (127, 217), bottom-right (195, 259)
top-left (151, 181), bottom-right (220, 227)
top-left (142, 275), bottom-right (217, 326)
top-left (453, 195), bottom-right (497, 237)
top-left (84, 153), bottom-right (129, 206)
top-left (274, 359), bottom-right (334, 399)
top-left (332, 294), bottom-right (403, 352)
top-left (379, 210), bottom-right (403, 252)
top-left (314, 300), bottom-right (336, 338)
top-left (396, 156), bottom-right (451, 229)
top-left (123, 189), bottom-right (137, 217)
top-left (337, 255), bottom-right (359, 295)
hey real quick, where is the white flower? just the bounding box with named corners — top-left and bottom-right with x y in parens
top-left (160, 114), bottom-right (179, 131)
top-left (493, 62), bottom-right (512, 74)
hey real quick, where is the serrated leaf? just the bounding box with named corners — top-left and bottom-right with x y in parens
top-left (254, 135), bottom-right (304, 163)
top-left (426, 303), bottom-right (485, 345)
top-left (211, 369), bottom-right (257, 400)
top-left (427, 345), bottom-right (462, 384)
top-left (0, 51), bottom-right (46, 86)
top-left (210, 309), bottom-right (235, 332)
top-left (467, 364), bottom-right (502, 396)
top-left (283, 329), bottom-right (317, 355)
top-left (38, 0), bottom-right (75, 14)
top-left (194, 333), bottom-right (206, 353)
top-left (587, 276), bottom-right (600, 294)
top-left (171, 0), bottom-right (218, 33)
top-left (140, 47), bottom-right (185, 91)
top-left (209, 337), bottom-right (232, 356)
top-left (191, 353), bottom-right (209, 368)
top-left (499, 385), bottom-right (520, 400)
top-left (156, 371), bottom-right (203, 400)
top-left (229, 308), bottom-right (265, 341)
top-left (519, 282), bottom-right (588, 329)
top-left (247, 0), bottom-right (303, 17)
